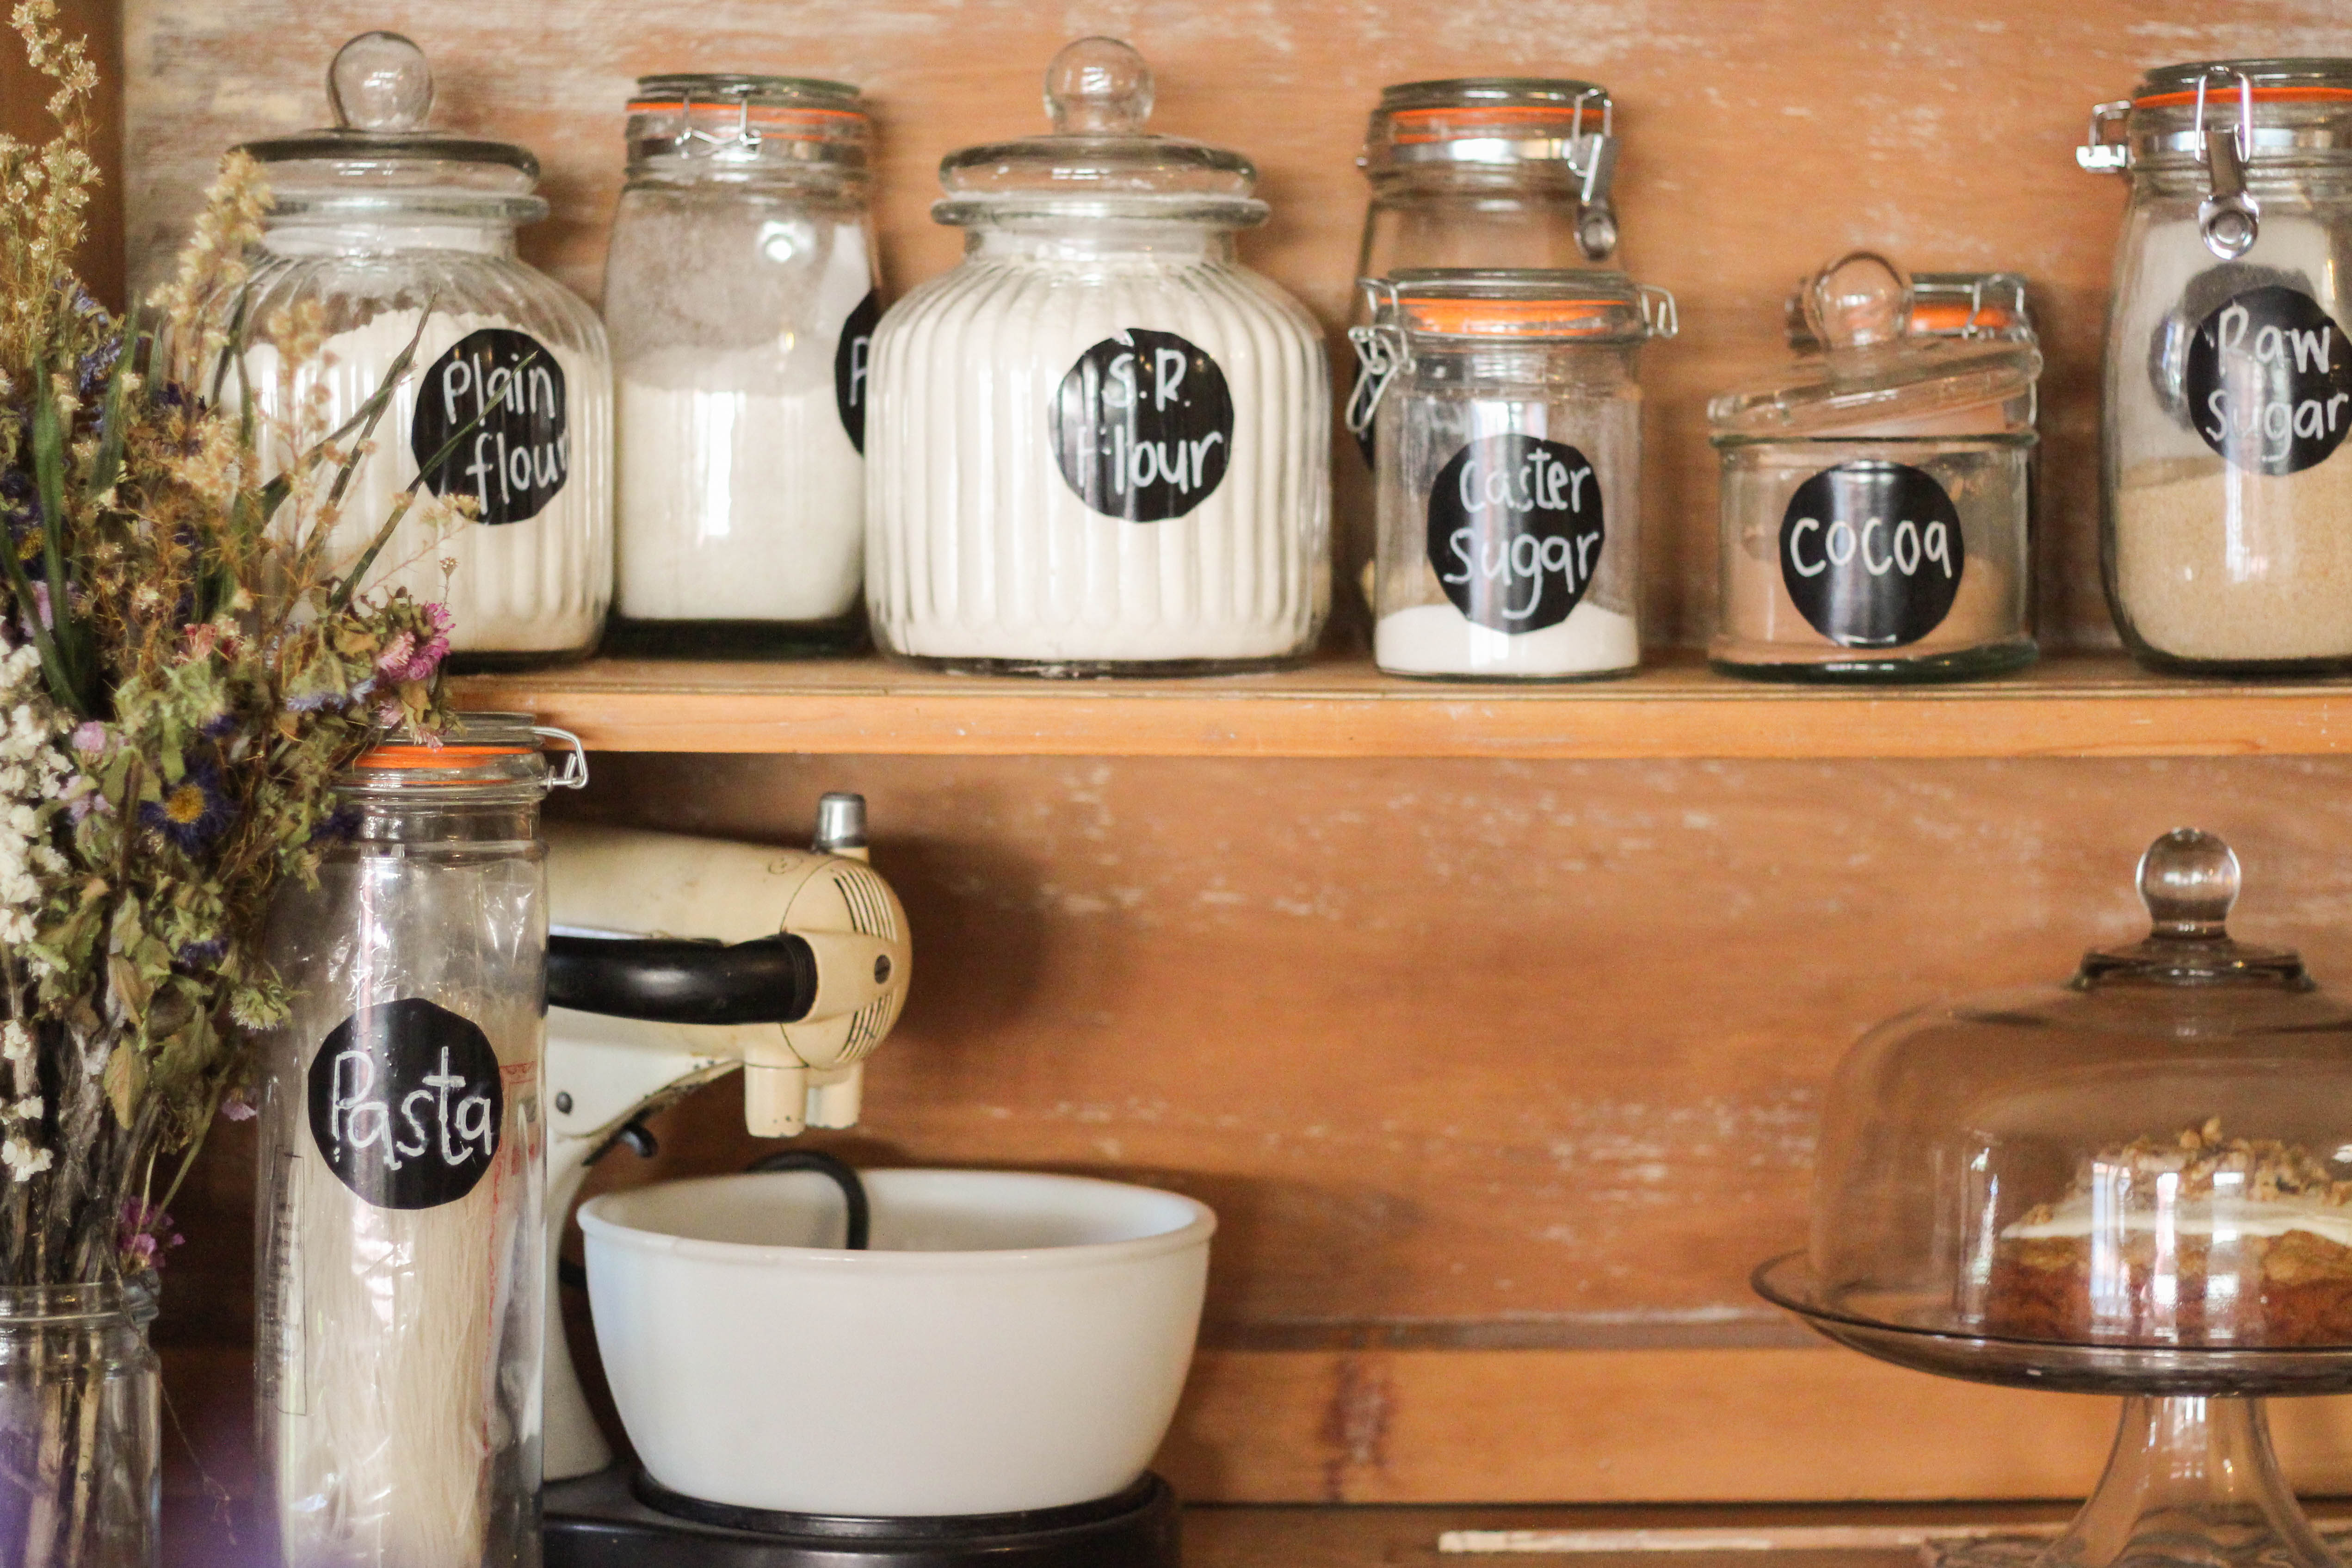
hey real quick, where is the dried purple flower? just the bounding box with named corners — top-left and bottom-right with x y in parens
top-left (140, 762), bottom-right (233, 850)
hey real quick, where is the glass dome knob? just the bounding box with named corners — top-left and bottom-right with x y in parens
top-left (1045, 37), bottom-right (1154, 134)
top-left (1803, 251), bottom-right (1912, 352)
top-left (2138, 827), bottom-right (2239, 938)
top-left (329, 31), bottom-right (434, 134)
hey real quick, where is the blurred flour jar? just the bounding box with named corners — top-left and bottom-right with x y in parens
top-left (230, 32), bottom-right (612, 668)
top-left (605, 75), bottom-right (879, 655)
top-left (864, 37), bottom-right (1329, 675)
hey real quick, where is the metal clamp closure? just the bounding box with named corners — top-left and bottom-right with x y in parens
top-left (2077, 99), bottom-right (2131, 172)
top-left (1638, 284), bottom-right (1679, 340)
top-left (532, 726), bottom-right (591, 790)
top-left (1569, 88), bottom-right (1618, 260)
top-left (674, 88), bottom-right (764, 155)
top-left (2194, 69), bottom-right (2261, 259)
top-left (1345, 279), bottom-right (1407, 441)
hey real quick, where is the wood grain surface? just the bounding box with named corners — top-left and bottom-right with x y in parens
top-left (448, 652), bottom-right (2352, 758)
top-left (119, 0), bottom-right (2352, 648)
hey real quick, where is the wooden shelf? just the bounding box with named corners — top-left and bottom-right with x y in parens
top-left (447, 652), bottom-right (2352, 759)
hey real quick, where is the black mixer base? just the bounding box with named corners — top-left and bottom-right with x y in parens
top-left (545, 1468), bottom-right (1182, 1568)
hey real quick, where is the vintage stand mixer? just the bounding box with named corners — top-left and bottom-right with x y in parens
top-left (1757, 830), bottom-right (2352, 1568)
top-left (540, 799), bottom-right (1203, 1568)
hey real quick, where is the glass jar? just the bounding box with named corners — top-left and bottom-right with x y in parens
top-left (864, 37), bottom-right (1329, 676)
top-left (604, 75), bottom-right (879, 657)
top-left (2082, 59), bottom-right (2352, 674)
top-left (1341, 79), bottom-right (1623, 626)
top-left (255, 715), bottom-right (583, 1568)
top-left (228, 32), bottom-right (613, 670)
top-left (1755, 828), bottom-right (2352, 1568)
top-left (1709, 253), bottom-right (2041, 682)
top-left (0, 1281), bottom-right (159, 1568)
top-left (1351, 271), bottom-right (1673, 680)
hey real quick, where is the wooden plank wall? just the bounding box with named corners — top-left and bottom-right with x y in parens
top-left (94, 0), bottom-right (2352, 1537)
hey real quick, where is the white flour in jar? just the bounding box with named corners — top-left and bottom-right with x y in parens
top-left (240, 309), bottom-right (612, 658)
top-left (613, 227), bottom-right (869, 627)
top-left (865, 247), bottom-right (1330, 667)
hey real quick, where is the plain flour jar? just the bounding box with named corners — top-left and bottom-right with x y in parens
top-left (865, 37), bottom-right (1329, 675)
top-left (224, 32), bottom-right (612, 668)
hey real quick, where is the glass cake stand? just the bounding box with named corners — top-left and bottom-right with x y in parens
top-left (1759, 830), bottom-right (2352, 1568)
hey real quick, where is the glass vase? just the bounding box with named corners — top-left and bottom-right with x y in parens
top-left (0, 1280), bottom-right (161, 1568)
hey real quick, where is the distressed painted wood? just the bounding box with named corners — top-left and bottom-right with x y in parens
top-left (450, 653), bottom-right (2352, 759)
top-left (119, 0), bottom-right (2352, 648)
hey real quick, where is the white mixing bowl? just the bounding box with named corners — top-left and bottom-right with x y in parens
top-left (577, 1167), bottom-right (1215, 1517)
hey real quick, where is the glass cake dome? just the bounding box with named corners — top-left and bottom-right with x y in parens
top-left (1757, 829), bottom-right (2352, 1568)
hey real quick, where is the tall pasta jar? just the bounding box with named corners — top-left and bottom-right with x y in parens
top-left (230, 32), bottom-right (613, 669)
top-left (1709, 253), bottom-right (2041, 682)
top-left (2082, 60), bottom-right (2352, 673)
top-left (1352, 272), bottom-right (1674, 679)
top-left (604, 75), bottom-right (880, 656)
top-left (864, 37), bottom-right (1330, 675)
top-left (255, 716), bottom-right (582, 1568)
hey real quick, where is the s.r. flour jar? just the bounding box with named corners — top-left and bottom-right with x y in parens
top-left (864, 37), bottom-right (1329, 675)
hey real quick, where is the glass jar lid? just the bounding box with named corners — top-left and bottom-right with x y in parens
top-left (1766, 829), bottom-right (2352, 1379)
top-left (626, 74), bottom-right (870, 175)
top-left (1360, 77), bottom-right (1613, 172)
top-left (341, 712), bottom-right (586, 797)
top-left (237, 32), bottom-right (545, 221)
top-left (932, 37), bottom-right (1266, 228)
top-left (1381, 268), bottom-right (1672, 344)
top-left (1785, 272), bottom-right (2033, 352)
top-left (1710, 253), bottom-right (2041, 440)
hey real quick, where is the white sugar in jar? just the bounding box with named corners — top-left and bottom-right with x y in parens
top-left (864, 37), bottom-right (1329, 675)
top-left (227, 33), bottom-right (611, 668)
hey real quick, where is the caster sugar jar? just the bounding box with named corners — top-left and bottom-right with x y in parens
top-left (604, 75), bottom-right (880, 657)
top-left (224, 32), bottom-right (612, 669)
top-left (1709, 253), bottom-right (2040, 683)
top-left (865, 37), bottom-right (1330, 676)
top-left (1350, 271), bottom-right (1675, 680)
top-left (2081, 59), bottom-right (2352, 674)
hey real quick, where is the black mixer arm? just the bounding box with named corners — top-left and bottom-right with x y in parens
top-left (546, 933), bottom-right (819, 1026)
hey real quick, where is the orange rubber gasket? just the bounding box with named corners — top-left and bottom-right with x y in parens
top-left (2134, 85), bottom-right (2352, 109)
top-left (352, 743), bottom-right (534, 771)
top-left (1408, 297), bottom-right (1620, 335)
top-left (1389, 105), bottom-right (1592, 145)
top-left (626, 101), bottom-right (866, 126)
top-left (1910, 300), bottom-right (2018, 332)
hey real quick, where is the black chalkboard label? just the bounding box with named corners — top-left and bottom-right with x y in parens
top-left (2185, 284), bottom-right (2352, 476)
top-left (1050, 329), bottom-right (1233, 522)
top-left (1779, 462), bottom-right (1963, 648)
top-left (1425, 434), bottom-right (1605, 634)
top-left (834, 290), bottom-right (879, 454)
top-left (307, 998), bottom-right (504, 1211)
top-left (410, 328), bottom-right (569, 525)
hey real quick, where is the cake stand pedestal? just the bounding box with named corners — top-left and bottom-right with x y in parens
top-left (1755, 1254), bottom-right (2352, 1568)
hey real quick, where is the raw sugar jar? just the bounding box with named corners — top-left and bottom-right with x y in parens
top-left (1350, 271), bottom-right (1674, 679)
top-left (227, 32), bottom-right (612, 668)
top-left (2082, 59), bottom-right (2352, 673)
top-left (604, 74), bottom-right (880, 656)
top-left (864, 37), bottom-right (1330, 675)
top-left (1709, 253), bottom-right (2041, 682)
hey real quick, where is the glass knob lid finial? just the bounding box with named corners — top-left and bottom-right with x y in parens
top-left (1803, 251), bottom-right (1912, 353)
top-left (328, 31), bottom-right (434, 133)
top-left (2138, 827), bottom-right (2239, 938)
top-left (1045, 37), bottom-right (1153, 134)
